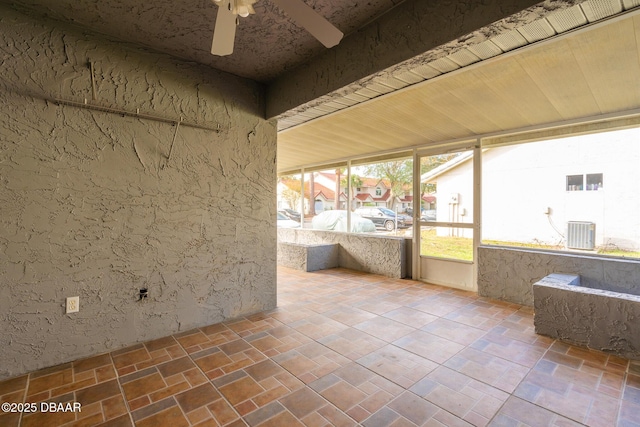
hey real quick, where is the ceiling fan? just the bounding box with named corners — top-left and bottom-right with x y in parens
top-left (211, 0), bottom-right (344, 56)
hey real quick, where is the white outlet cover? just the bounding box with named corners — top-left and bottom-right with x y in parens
top-left (66, 296), bottom-right (79, 314)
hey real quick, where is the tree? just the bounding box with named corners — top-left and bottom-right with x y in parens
top-left (420, 154), bottom-right (458, 203)
top-left (308, 172), bottom-right (316, 215)
top-left (279, 175), bottom-right (302, 211)
top-left (365, 160), bottom-right (412, 210)
top-left (281, 188), bottom-right (300, 211)
top-left (335, 168), bottom-right (341, 210)
top-left (340, 173), bottom-right (363, 211)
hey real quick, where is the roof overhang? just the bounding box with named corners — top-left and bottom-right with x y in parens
top-left (277, 7), bottom-right (640, 173)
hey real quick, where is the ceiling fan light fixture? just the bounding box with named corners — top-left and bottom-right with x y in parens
top-left (234, 0), bottom-right (256, 17)
top-left (211, 0), bottom-right (343, 56)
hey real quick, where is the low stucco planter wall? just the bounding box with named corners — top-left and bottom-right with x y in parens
top-left (277, 242), bottom-right (339, 272)
top-left (534, 273), bottom-right (640, 360)
top-left (478, 246), bottom-right (640, 306)
top-left (277, 228), bottom-right (407, 278)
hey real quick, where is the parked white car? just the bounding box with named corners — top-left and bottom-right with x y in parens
top-left (311, 210), bottom-right (376, 233)
top-left (277, 211), bottom-right (300, 228)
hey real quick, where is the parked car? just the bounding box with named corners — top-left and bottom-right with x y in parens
top-left (405, 208), bottom-right (427, 217)
top-left (421, 209), bottom-right (437, 222)
top-left (311, 210), bottom-right (376, 233)
top-left (277, 211), bottom-right (300, 228)
top-left (355, 207), bottom-right (411, 231)
top-left (280, 208), bottom-right (301, 222)
top-left (405, 207), bottom-right (419, 216)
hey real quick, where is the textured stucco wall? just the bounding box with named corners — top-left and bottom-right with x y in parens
top-left (478, 246), bottom-right (640, 306)
top-left (277, 228), bottom-right (406, 278)
top-left (0, 7), bottom-right (277, 380)
top-left (534, 277), bottom-right (640, 360)
top-left (277, 242), bottom-right (339, 272)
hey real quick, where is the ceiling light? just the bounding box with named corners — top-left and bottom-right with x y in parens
top-left (237, 5), bottom-right (250, 17)
top-left (234, 0), bottom-right (256, 17)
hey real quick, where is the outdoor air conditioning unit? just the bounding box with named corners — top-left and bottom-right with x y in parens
top-left (566, 221), bottom-right (595, 250)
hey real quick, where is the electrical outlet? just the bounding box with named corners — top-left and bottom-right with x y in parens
top-left (66, 296), bottom-right (79, 314)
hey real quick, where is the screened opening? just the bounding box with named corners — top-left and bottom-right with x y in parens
top-left (482, 127), bottom-right (640, 258)
top-left (419, 150), bottom-right (474, 261)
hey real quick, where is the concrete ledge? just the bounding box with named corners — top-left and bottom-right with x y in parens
top-left (534, 274), bottom-right (640, 360)
top-left (478, 246), bottom-right (640, 306)
top-left (536, 273), bottom-right (580, 287)
top-left (277, 242), bottom-right (339, 272)
top-left (277, 228), bottom-right (406, 278)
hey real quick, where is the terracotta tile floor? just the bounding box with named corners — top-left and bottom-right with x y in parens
top-left (1, 267), bottom-right (640, 427)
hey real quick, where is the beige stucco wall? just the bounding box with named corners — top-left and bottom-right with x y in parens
top-left (0, 7), bottom-right (277, 379)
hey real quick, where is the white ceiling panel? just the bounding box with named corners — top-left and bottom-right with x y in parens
top-left (547, 4), bottom-right (589, 32)
top-left (518, 18), bottom-right (556, 42)
top-left (581, 0), bottom-right (623, 21)
top-left (278, 12), bottom-right (640, 172)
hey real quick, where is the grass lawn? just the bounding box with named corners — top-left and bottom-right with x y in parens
top-left (420, 228), bottom-right (640, 260)
top-left (420, 228), bottom-right (473, 261)
top-left (596, 248), bottom-right (640, 258)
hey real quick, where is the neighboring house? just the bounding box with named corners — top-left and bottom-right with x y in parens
top-left (420, 194), bottom-right (437, 210)
top-left (279, 172), bottom-right (433, 213)
top-left (355, 178), bottom-right (423, 211)
top-left (316, 173), bottom-right (393, 208)
top-left (311, 184), bottom-right (347, 212)
top-left (314, 172), bottom-right (340, 192)
top-left (319, 174), bottom-right (411, 210)
top-left (397, 184), bottom-right (416, 212)
top-left (354, 192), bottom-right (375, 208)
top-left (278, 176), bottom-right (347, 213)
top-left (356, 177), bottom-right (391, 207)
top-left (422, 128), bottom-right (640, 251)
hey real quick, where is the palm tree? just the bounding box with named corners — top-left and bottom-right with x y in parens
top-left (308, 172), bottom-right (316, 215)
top-left (341, 173), bottom-right (363, 211)
top-left (335, 168), bottom-right (341, 210)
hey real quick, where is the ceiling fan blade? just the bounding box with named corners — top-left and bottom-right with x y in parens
top-left (271, 0), bottom-right (343, 48)
top-left (211, 0), bottom-right (237, 56)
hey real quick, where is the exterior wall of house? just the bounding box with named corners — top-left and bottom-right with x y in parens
top-left (431, 160), bottom-right (474, 238)
top-left (310, 173), bottom-right (343, 212)
top-left (315, 197), bottom-right (328, 212)
top-left (314, 173), bottom-right (336, 191)
top-left (0, 7), bottom-right (277, 380)
top-left (434, 129), bottom-right (640, 250)
top-left (482, 130), bottom-right (640, 250)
